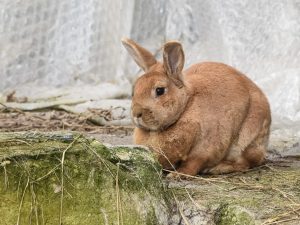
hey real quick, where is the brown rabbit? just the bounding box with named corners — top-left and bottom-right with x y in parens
top-left (122, 38), bottom-right (271, 176)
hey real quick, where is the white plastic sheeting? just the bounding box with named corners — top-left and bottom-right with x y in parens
top-left (0, 0), bottom-right (300, 136)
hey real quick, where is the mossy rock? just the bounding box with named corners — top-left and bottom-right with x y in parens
top-left (214, 204), bottom-right (255, 225)
top-left (0, 132), bottom-right (171, 225)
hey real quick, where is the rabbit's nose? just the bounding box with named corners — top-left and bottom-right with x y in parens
top-left (132, 105), bottom-right (143, 118)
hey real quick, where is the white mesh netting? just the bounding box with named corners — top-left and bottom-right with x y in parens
top-left (0, 0), bottom-right (133, 98)
top-left (1, 0), bottom-right (300, 137)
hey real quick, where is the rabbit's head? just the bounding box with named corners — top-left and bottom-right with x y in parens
top-left (122, 38), bottom-right (190, 131)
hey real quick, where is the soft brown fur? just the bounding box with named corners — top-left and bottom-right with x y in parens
top-left (122, 38), bottom-right (271, 176)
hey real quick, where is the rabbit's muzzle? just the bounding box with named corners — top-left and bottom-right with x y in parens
top-left (131, 104), bottom-right (160, 131)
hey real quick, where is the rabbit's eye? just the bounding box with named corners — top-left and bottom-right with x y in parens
top-left (155, 87), bottom-right (165, 97)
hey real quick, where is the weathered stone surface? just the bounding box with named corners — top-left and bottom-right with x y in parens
top-left (0, 132), bottom-right (170, 224)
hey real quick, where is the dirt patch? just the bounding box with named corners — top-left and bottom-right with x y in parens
top-left (0, 109), bottom-right (134, 144)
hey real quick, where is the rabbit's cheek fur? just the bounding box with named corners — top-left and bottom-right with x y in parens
top-left (153, 89), bottom-right (190, 130)
top-left (140, 109), bottom-right (160, 130)
top-left (158, 100), bottom-right (183, 128)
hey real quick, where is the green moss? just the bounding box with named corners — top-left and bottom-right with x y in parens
top-left (146, 206), bottom-right (159, 225)
top-left (215, 204), bottom-right (255, 225)
top-left (0, 132), bottom-right (170, 225)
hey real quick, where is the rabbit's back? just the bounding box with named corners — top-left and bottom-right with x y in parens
top-left (183, 62), bottom-right (270, 116)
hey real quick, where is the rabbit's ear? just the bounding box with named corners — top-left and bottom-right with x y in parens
top-left (122, 38), bottom-right (157, 72)
top-left (163, 41), bottom-right (185, 87)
